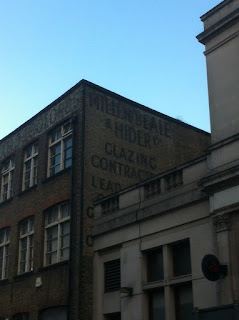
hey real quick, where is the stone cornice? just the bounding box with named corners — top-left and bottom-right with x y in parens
top-left (197, 7), bottom-right (239, 44)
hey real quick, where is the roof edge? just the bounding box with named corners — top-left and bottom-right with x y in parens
top-left (0, 79), bottom-right (210, 144)
top-left (200, 0), bottom-right (235, 21)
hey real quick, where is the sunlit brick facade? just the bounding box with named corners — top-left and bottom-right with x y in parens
top-left (0, 79), bottom-right (211, 319)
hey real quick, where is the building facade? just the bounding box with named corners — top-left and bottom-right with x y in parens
top-left (0, 80), bottom-right (210, 319)
top-left (93, 1), bottom-right (239, 319)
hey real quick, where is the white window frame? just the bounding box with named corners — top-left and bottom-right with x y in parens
top-left (0, 228), bottom-right (10, 280)
top-left (1, 157), bottom-right (15, 202)
top-left (48, 123), bottom-right (72, 177)
top-left (18, 216), bottom-right (34, 274)
top-left (22, 143), bottom-right (38, 191)
top-left (44, 202), bottom-right (70, 266)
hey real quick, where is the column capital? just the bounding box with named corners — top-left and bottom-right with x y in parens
top-left (212, 214), bottom-right (231, 232)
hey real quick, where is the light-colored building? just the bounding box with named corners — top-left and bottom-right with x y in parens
top-left (92, 1), bottom-right (239, 319)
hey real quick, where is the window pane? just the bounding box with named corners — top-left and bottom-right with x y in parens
top-left (61, 247), bottom-right (69, 260)
top-left (0, 231), bottom-right (4, 244)
top-left (147, 247), bottom-right (164, 282)
top-left (34, 157), bottom-right (38, 166)
top-left (20, 261), bottom-right (26, 273)
top-left (5, 229), bottom-right (10, 241)
top-left (65, 137), bottom-right (72, 148)
top-left (175, 283), bottom-right (193, 320)
top-left (21, 238), bottom-right (27, 250)
top-left (25, 170), bottom-right (30, 180)
top-left (47, 208), bottom-right (58, 225)
top-left (40, 306), bottom-right (68, 320)
top-left (11, 158), bottom-right (15, 168)
top-left (34, 144), bottom-right (38, 154)
top-left (47, 238), bottom-right (57, 252)
top-left (61, 234), bottom-right (70, 249)
top-left (47, 252), bottom-right (57, 265)
top-left (51, 129), bottom-right (62, 143)
top-left (65, 148), bottom-right (72, 160)
top-left (50, 153), bottom-right (61, 166)
top-left (30, 217), bottom-right (34, 232)
top-left (20, 220), bottom-right (28, 235)
top-left (51, 144), bottom-right (61, 157)
top-left (172, 240), bottom-right (191, 276)
top-left (149, 290), bottom-right (165, 320)
top-left (65, 158), bottom-right (72, 169)
top-left (61, 203), bottom-right (70, 218)
top-left (25, 160), bottom-right (31, 171)
top-left (61, 221), bottom-right (70, 235)
top-left (29, 234), bottom-right (34, 246)
top-left (26, 146), bottom-right (32, 158)
top-left (47, 226), bottom-right (58, 240)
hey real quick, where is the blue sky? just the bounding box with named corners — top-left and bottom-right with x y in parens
top-left (0, 0), bottom-right (221, 139)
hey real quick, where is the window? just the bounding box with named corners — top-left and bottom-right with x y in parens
top-left (105, 313), bottom-right (121, 320)
top-left (146, 239), bottom-right (193, 320)
top-left (1, 157), bottom-right (15, 202)
top-left (40, 307), bottom-right (68, 320)
top-left (0, 228), bottom-right (10, 280)
top-left (23, 143), bottom-right (38, 190)
top-left (48, 123), bottom-right (72, 176)
top-left (172, 239), bottom-right (191, 277)
top-left (149, 289), bottom-right (165, 320)
top-left (13, 313), bottom-right (29, 320)
top-left (44, 202), bottom-right (70, 266)
top-left (175, 283), bottom-right (193, 320)
top-left (147, 247), bottom-right (164, 282)
top-left (104, 259), bottom-right (121, 292)
top-left (18, 216), bottom-right (34, 274)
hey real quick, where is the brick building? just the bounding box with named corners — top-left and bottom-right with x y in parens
top-left (0, 80), bottom-right (210, 320)
top-left (92, 1), bottom-right (239, 319)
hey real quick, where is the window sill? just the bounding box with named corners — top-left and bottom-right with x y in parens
top-left (18, 185), bottom-right (37, 197)
top-left (0, 197), bottom-right (13, 207)
top-left (42, 167), bottom-right (72, 184)
top-left (142, 280), bottom-right (165, 291)
top-left (168, 274), bottom-right (192, 285)
top-left (38, 260), bottom-right (69, 272)
top-left (14, 271), bottom-right (34, 281)
top-left (142, 274), bottom-right (192, 291)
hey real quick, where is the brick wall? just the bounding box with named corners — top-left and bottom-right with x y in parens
top-left (0, 80), bottom-right (211, 320)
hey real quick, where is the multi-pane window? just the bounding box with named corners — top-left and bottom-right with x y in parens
top-left (23, 143), bottom-right (38, 190)
top-left (18, 216), bottom-right (34, 274)
top-left (48, 123), bottom-right (72, 176)
top-left (44, 202), bottom-right (70, 266)
top-left (1, 157), bottom-right (15, 202)
top-left (0, 228), bottom-right (10, 280)
top-left (146, 239), bottom-right (193, 320)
